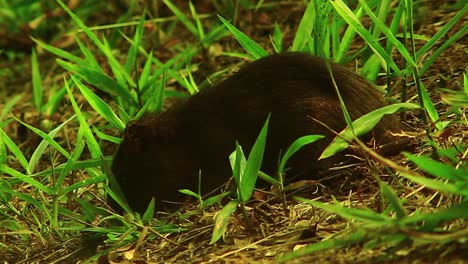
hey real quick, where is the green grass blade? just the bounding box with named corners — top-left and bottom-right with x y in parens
top-left (13, 117), bottom-right (72, 164)
top-left (189, 1), bottom-right (205, 41)
top-left (229, 142), bottom-right (246, 199)
top-left (419, 82), bottom-right (443, 130)
top-left (329, 0), bottom-right (400, 74)
top-left (54, 132), bottom-right (85, 193)
top-left (0, 93), bottom-right (23, 121)
top-left (42, 85), bottom-right (67, 117)
top-left (31, 49), bottom-right (43, 113)
top-left (28, 115), bottom-right (75, 174)
top-left (399, 172), bottom-right (468, 197)
top-left (163, 0), bottom-right (197, 35)
top-left (416, 5), bottom-right (467, 60)
top-left (0, 131), bottom-right (6, 166)
top-left (278, 135), bottom-right (324, 174)
top-left (320, 103), bottom-right (419, 160)
top-left (217, 15), bottom-right (268, 59)
top-left (124, 14), bottom-right (145, 74)
top-left (380, 182), bottom-right (408, 219)
top-left (72, 76), bottom-right (125, 131)
top-left (404, 153), bottom-right (468, 181)
top-left (420, 22), bottom-right (468, 76)
top-left (31, 157), bottom-right (112, 178)
top-left (57, 59), bottom-right (136, 104)
top-left (1, 165), bottom-right (53, 194)
top-left (277, 228), bottom-right (368, 263)
top-left (138, 51), bottom-right (153, 91)
top-left (0, 129), bottom-right (29, 171)
top-left (75, 36), bottom-right (101, 71)
top-left (65, 77), bottom-right (103, 159)
top-left (59, 173), bottom-right (107, 196)
top-left (56, 0), bottom-right (136, 88)
top-left (292, 0), bottom-right (315, 51)
top-left (32, 37), bottom-right (83, 64)
top-left (358, 0), bottom-right (416, 68)
top-left (402, 199), bottom-right (468, 230)
top-left (296, 197), bottom-right (392, 223)
top-left (334, 7), bottom-right (362, 63)
top-left (239, 115), bottom-right (269, 202)
top-left (270, 23), bottom-right (283, 53)
top-left (210, 200), bottom-right (239, 244)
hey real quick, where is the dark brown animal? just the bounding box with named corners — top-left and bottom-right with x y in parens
top-left (110, 52), bottom-right (401, 213)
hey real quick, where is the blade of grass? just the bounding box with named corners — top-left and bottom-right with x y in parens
top-left (124, 14), bottom-right (145, 74)
top-left (320, 102), bottom-right (419, 159)
top-left (56, 0), bottom-right (136, 88)
top-left (31, 49), bottom-right (43, 113)
top-left (278, 135), bottom-right (324, 175)
top-left (65, 76), bottom-right (103, 159)
top-left (210, 200), bottom-right (239, 244)
top-left (217, 15), bottom-right (268, 59)
top-left (238, 115), bottom-right (269, 202)
top-left (28, 115), bottom-right (75, 174)
top-left (0, 129), bottom-right (29, 171)
top-left (292, 0), bottom-right (315, 51)
top-left (329, 0), bottom-right (400, 74)
top-left (72, 76), bottom-right (125, 131)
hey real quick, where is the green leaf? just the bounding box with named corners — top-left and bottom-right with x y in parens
top-left (179, 189), bottom-right (200, 199)
top-left (60, 172), bottom-right (107, 196)
top-left (0, 132), bottom-right (6, 166)
top-left (419, 82), bottom-right (444, 130)
top-left (277, 228), bottom-right (368, 263)
top-left (138, 51), bottom-right (154, 91)
top-left (202, 192), bottom-right (230, 208)
top-left (380, 182), bottom-right (407, 219)
top-left (65, 77), bottom-right (102, 159)
top-left (271, 23), bottom-right (283, 53)
top-left (230, 143), bottom-right (246, 198)
top-left (238, 115), bottom-right (269, 202)
top-left (28, 115), bottom-right (75, 174)
top-left (407, 199), bottom-right (468, 230)
top-left (32, 37), bottom-right (83, 64)
top-left (31, 49), bottom-right (43, 113)
top-left (416, 5), bottom-right (468, 60)
top-left (142, 198), bottom-right (155, 222)
top-left (210, 200), bottom-right (238, 244)
top-left (13, 117), bottom-right (72, 168)
top-left (163, 0), bottom-right (197, 35)
top-left (56, 59), bottom-right (135, 103)
top-left (0, 129), bottom-right (29, 171)
top-left (217, 15), bottom-right (268, 59)
top-left (1, 165), bottom-right (53, 194)
top-left (189, 1), bottom-right (205, 42)
top-left (292, 0), bottom-right (315, 51)
top-left (72, 76), bottom-right (125, 131)
top-left (357, 0), bottom-right (417, 68)
top-left (295, 197), bottom-right (392, 223)
top-left (124, 14), bottom-right (145, 74)
top-left (320, 103), bottom-right (419, 159)
top-left (399, 172), bottom-right (468, 197)
top-left (55, 132), bottom-right (85, 194)
top-left (329, 0), bottom-right (401, 74)
top-left (404, 153), bottom-right (468, 181)
top-left (75, 36), bottom-right (101, 71)
top-left (0, 93), bottom-right (23, 121)
top-left (56, 0), bottom-right (136, 88)
top-left (278, 135), bottom-right (325, 175)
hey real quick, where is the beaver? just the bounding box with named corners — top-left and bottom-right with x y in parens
top-left (110, 52), bottom-right (401, 213)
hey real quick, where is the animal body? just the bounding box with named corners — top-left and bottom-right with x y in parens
top-left (111, 52), bottom-right (401, 213)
